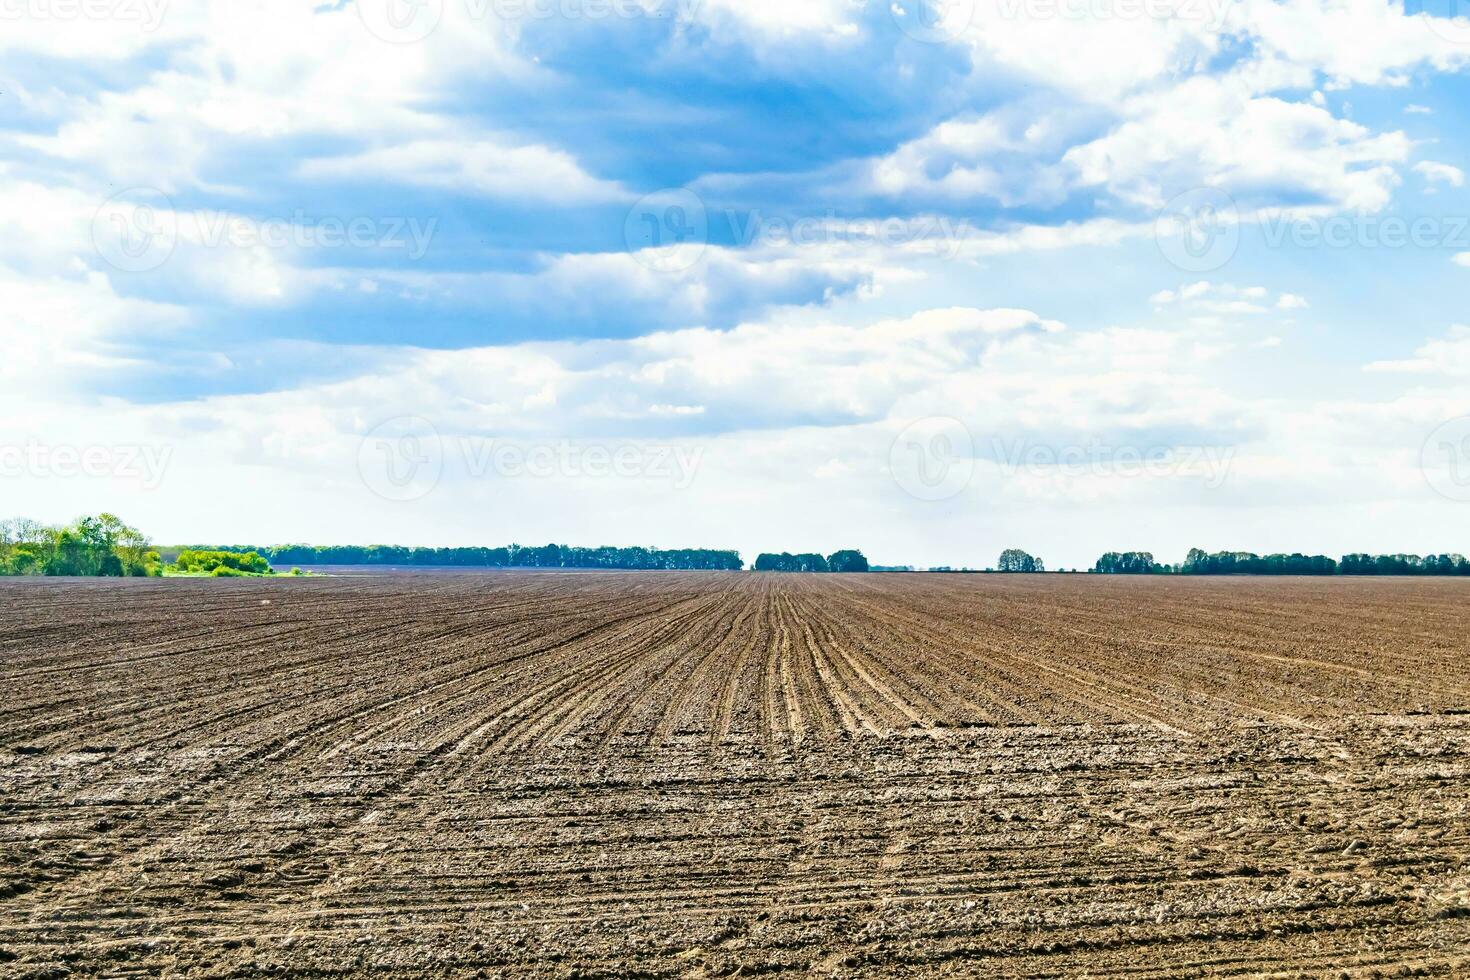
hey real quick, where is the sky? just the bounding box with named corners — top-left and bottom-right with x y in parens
top-left (2, 0), bottom-right (1469, 569)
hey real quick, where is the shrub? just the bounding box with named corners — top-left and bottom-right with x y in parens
top-left (175, 550), bottom-right (272, 575)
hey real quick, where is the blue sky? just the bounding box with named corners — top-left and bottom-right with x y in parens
top-left (2, 0), bottom-right (1469, 568)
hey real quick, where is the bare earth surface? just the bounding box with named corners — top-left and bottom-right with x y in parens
top-left (2, 572), bottom-right (1470, 977)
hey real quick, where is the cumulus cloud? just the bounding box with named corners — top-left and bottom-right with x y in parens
top-left (5, 0), bottom-right (1470, 563)
top-left (1063, 81), bottom-right (1409, 212)
top-left (159, 306), bottom-right (1070, 443)
top-left (1150, 282), bottom-right (1305, 319)
top-left (1414, 161), bottom-right (1466, 190)
top-left (0, 268), bottom-right (190, 393)
top-left (1365, 325), bottom-right (1470, 377)
top-left (299, 138), bottom-right (628, 204)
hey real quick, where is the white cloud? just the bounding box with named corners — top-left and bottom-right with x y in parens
top-left (0, 268), bottom-right (190, 393)
top-left (5, 0), bottom-right (1470, 567)
top-left (693, 0), bottom-right (861, 41)
top-left (864, 72), bottom-right (1412, 217)
top-left (1414, 161), bottom-right (1466, 190)
top-left (1064, 79), bottom-right (1409, 212)
top-left (299, 138), bottom-right (628, 204)
top-left (961, 0), bottom-right (1226, 103)
top-left (134, 306), bottom-right (1078, 451)
top-left (1238, 0), bottom-right (1470, 88)
top-left (11, 1), bottom-right (523, 190)
top-left (1151, 281), bottom-right (1304, 317)
top-left (1365, 324), bottom-right (1470, 377)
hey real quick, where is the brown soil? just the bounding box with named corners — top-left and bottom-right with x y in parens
top-left (2, 572), bottom-right (1468, 977)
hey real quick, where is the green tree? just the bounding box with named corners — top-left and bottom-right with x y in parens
top-left (997, 549), bottom-right (1044, 573)
top-left (826, 550), bottom-right (870, 573)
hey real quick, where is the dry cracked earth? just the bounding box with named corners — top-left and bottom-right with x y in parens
top-left (2, 572), bottom-right (1469, 977)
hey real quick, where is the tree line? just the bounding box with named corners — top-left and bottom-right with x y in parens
top-left (752, 550), bottom-right (870, 573)
top-left (1, 515), bottom-right (161, 577)
top-left (162, 543), bottom-right (747, 571)
top-left (1092, 549), bottom-right (1470, 576)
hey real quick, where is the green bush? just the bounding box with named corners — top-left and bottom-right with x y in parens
top-left (174, 550), bottom-right (272, 575)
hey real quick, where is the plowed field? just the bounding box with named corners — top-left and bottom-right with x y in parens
top-left (3, 573), bottom-right (1469, 977)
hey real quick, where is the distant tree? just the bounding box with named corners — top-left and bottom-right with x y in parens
top-left (195, 543), bottom-right (745, 571)
top-left (754, 552), bottom-right (831, 573)
top-left (1093, 551), bottom-right (1163, 574)
top-left (826, 550), bottom-right (870, 573)
top-left (1340, 553), bottom-right (1469, 576)
top-left (2, 514), bottom-right (159, 577)
top-left (997, 549), bottom-right (1044, 573)
top-left (1183, 549), bottom-right (1336, 575)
